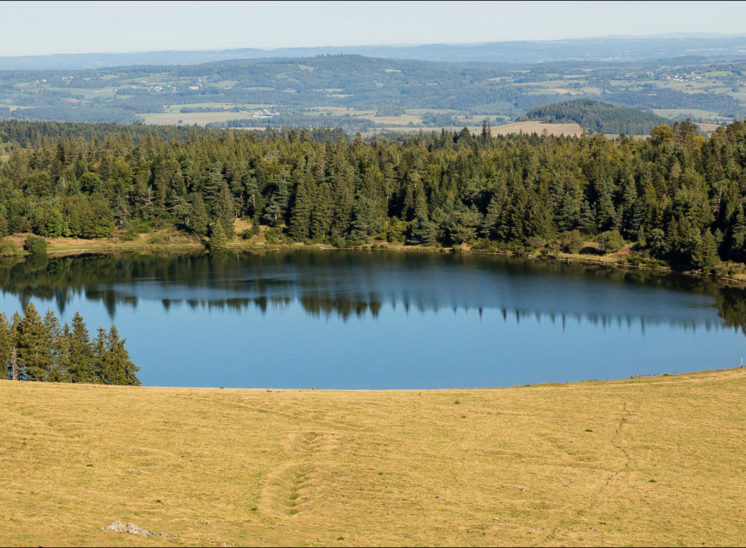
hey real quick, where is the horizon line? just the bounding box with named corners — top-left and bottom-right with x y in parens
top-left (3, 31), bottom-right (746, 60)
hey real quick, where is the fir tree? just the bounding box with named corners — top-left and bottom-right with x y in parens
top-left (188, 193), bottom-right (209, 237)
top-left (17, 303), bottom-right (50, 381)
top-left (215, 182), bottom-right (235, 238)
top-left (208, 221), bottom-right (228, 251)
top-left (288, 175), bottom-right (314, 241)
top-left (66, 312), bottom-right (94, 383)
top-left (105, 326), bottom-right (140, 386)
top-left (310, 182), bottom-right (333, 241)
top-left (43, 309), bottom-right (64, 382)
top-left (0, 313), bottom-right (12, 380)
top-left (92, 327), bottom-right (109, 383)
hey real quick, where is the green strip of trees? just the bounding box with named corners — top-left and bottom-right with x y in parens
top-left (2, 304), bottom-right (139, 385)
top-left (1, 119), bottom-right (745, 271)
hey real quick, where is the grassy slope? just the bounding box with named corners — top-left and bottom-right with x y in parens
top-left (2, 368), bottom-right (746, 546)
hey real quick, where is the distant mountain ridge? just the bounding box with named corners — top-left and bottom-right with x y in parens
top-left (527, 99), bottom-right (671, 135)
top-left (3, 33), bottom-right (746, 70)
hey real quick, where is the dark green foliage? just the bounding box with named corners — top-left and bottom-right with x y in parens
top-left (2, 119), bottom-right (746, 272)
top-left (16, 304), bottom-right (50, 381)
top-left (207, 221), bottom-right (228, 251)
top-left (1, 306), bottom-right (139, 385)
top-left (288, 175), bottom-right (314, 241)
top-left (0, 313), bottom-right (12, 380)
top-left (105, 326), bottom-right (140, 385)
top-left (67, 312), bottom-right (94, 383)
top-left (187, 193), bottom-right (209, 237)
top-left (527, 99), bottom-right (670, 135)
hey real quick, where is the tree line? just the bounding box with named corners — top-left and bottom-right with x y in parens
top-left (1, 119), bottom-right (746, 271)
top-left (2, 303), bottom-right (139, 384)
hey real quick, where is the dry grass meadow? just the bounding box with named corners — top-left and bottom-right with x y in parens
top-left (2, 368), bottom-right (746, 547)
top-left (490, 121), bottom-right (584, 137)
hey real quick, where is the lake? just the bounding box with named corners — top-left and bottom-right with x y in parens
top-left (1, 250), bottom-right (745, 388)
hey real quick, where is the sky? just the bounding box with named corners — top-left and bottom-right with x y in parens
top-left (1, 1), bottom-right (746, 57)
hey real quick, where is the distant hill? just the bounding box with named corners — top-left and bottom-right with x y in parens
top-left (2, 33), bottom-right (746, 70)
top-left (526, 99), bottom-right (671, 135)
top-left (1, 53), bottom-right (743, 131)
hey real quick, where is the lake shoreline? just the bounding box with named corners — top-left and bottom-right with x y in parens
top-left (33, 232), bottom-right (746, 289)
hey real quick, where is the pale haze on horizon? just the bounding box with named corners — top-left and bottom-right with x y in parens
top-left (1, 1), bottom-right (746, 57)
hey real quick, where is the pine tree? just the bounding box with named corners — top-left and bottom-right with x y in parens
top-left (43, 309), bottom-right (64, 382)
top-left (729, 205), bottom-right (746, 261)
top-left (57, 323), bottom-right (72, 383)
top-left (310, 182), bottom-right (333, 241)
top-left (348, 195), bottom-right (379, 242)
top-left (0, 313), bottom-right (12, 380)
top-left (9, 312), bottom-right (20, 381)
top-left (92, 327), bottom-right (109, 383)
top-left (578, 200), bottom-right (597, 235)
top-left (66, 312), bottom-right (94, 383)
top-left (105, 326), bottom-right (140, 386)
top-left (262, 173), bottom-right (290, 226)
top-left (407, 216), bottom-right (438, 246)
top-left (17, 303), bottom-right (50, 381)
top-left (215, 182), bottom-right (235, 238)
top-left (188, 193), bottom-right (209, 237)
top-left (208, 221), bottom-right (228, 251)
top-left (288, 175), bottom-right (314, 241)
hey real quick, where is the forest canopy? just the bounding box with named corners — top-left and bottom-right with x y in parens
top-left (0, 119), bottom-right (745, 272)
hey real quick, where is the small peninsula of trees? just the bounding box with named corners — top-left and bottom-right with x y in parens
top-left (2, 304), bottom-right (139, 385)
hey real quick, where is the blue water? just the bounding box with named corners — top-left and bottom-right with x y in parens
top-left (0, 251), bottom-right (744, 388)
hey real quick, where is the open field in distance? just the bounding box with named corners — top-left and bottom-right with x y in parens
top-left (2, 368), bottom-right (746, 546)
top-left (490, 121), bottom-right (584, 137)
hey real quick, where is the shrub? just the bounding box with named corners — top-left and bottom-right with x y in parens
top-left (264, 227), bottom-right (285, 244)
top-left (0, 238), bottom-right (18, 257)
top-left (146, 232), bottom-right (172, 245)
top-left (119, 229), bottom-right (139, 242)
top-left (560, 230), bottom-right (585, 254)
top-left (24, 235), bottom-right (47, 255)
top-left (598, 230), bottom-right (625, 254)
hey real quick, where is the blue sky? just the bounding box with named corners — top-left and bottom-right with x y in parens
top-left (1, 1), bottom-right (746, 57)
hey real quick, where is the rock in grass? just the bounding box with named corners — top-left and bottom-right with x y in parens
top-left (102, 521), bottom-right (153, 537)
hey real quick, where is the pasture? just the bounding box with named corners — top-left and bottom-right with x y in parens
top-left (2, 367), bottom-right (745, 546)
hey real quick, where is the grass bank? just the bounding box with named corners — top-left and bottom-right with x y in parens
top-left (2, 368), bottom-right (746, 546)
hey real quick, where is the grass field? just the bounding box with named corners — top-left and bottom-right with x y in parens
top-left (2, 367), bottom-right (746, 546)
top-left (138, 111), bottom-right (259, 126)
top-left (490, 121), bottom-right (584, 137)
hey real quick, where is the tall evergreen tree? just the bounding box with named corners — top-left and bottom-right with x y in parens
top-left (43, 309), bottom-right (64, 382)
top-left (66, 311), bottom-right (94, 383)
top-left (288, 175), bottom-right (314, 241)
top-left (188, 193), bottom-right (209, 237)
top-left (17, 303), bottom-right (50, 381)
top-left (0, 313), bottom-right (12, 380)
top-left (105, 326), bottom-right (140, 386)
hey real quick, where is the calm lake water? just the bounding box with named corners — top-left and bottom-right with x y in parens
top-left (1, 251), bottom-right (745, 388)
